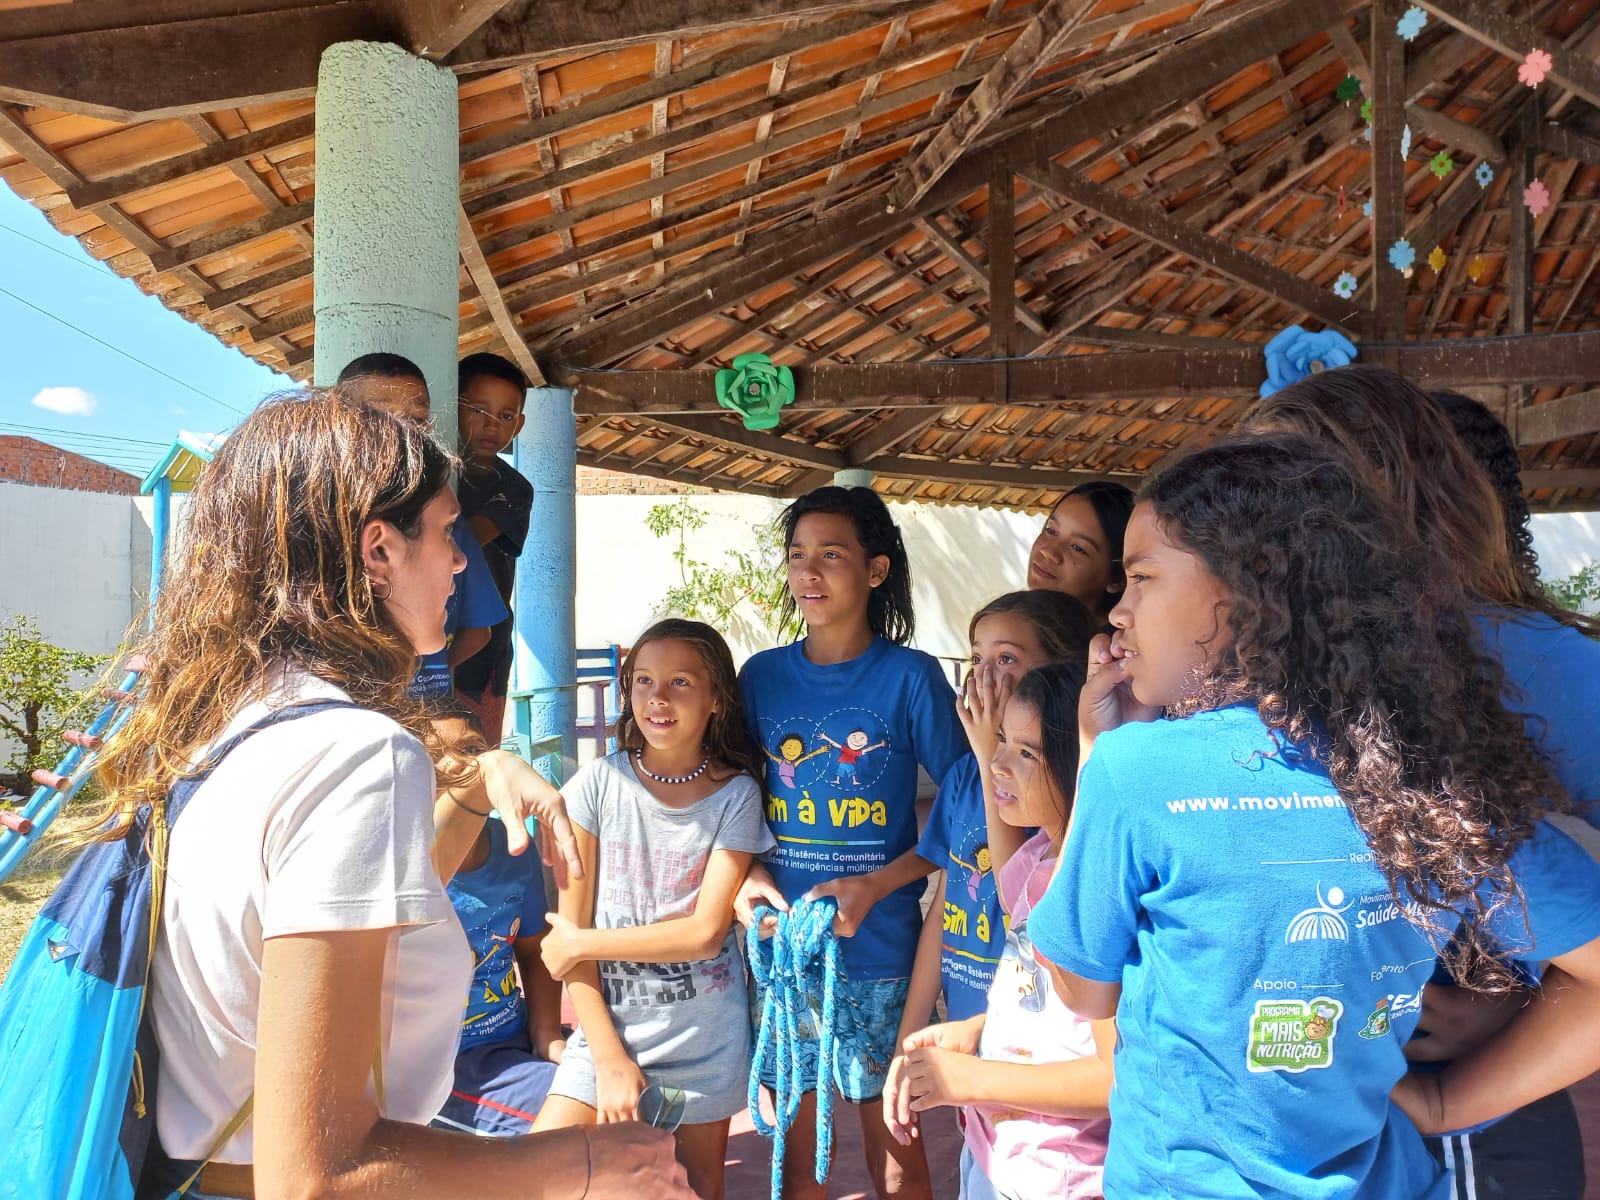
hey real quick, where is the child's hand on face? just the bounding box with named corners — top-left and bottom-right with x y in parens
top-left (960, 662), bottom-right (1014, 764)
top-left (539, 912), bottom-right (586, 979)
top-left (805, 873), bottom-right (877, 937)
top-left (1080, 632), bottom-right (1161, 748)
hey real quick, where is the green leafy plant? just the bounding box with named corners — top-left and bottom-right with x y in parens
top-left (644, 496), bottom-right (793, 638)
top-left (1546, 562), bottom-right (1600, 613)
top-left (0, 614), bottom-right (105, 795)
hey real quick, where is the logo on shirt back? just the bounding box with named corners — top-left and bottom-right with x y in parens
top-left (1284, 882), bottom-right (1352, 943)
top-left (1246, 997), bottom-right (1344, 1073)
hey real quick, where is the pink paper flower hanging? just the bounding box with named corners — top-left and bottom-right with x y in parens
top-left (1518, 48), bottom-right (1553, 86)
top-left (1524, 179), bottom-right (1551, 217)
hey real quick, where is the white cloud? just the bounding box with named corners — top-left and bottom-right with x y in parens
top-left (31, 386), bottom-right (98, 416)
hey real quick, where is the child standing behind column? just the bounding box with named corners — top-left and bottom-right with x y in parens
top-left (736, 485), bottom-right (969, 1200)
top-left (453, 352), bottom-right (535, 740)
top-left (534, 620), bottom-right (774, 1200)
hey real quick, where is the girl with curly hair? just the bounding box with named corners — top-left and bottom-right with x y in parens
top-left (1031, 432), bottom-right (1600, 1200)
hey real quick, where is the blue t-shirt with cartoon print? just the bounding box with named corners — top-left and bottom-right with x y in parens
top-left (448, 816), bottom-right (550, 1051)
top-left (915, 754), bottom-right (1006, 1020)
top-left (412, 525), bottom-right (509, 700)
top-left (1031, 704), bottom-right (1600, 1200)
top-left (739, 637), bottom-right (969, 980)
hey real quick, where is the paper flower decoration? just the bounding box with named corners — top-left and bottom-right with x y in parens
top-left (1388, 239), bottom-right (1416, 272)
top-left (1519, 48), bottom-right (1553, 87)
top-left (1361, 97), bottom-right (1373, 124)
top-left (1400, 124), bottom-right (1412, 160)
top-left (1259, 325), bottom-right (1360, 398)
top-left (1467, 256), bottom-right (1488, 282)
top-left (1333, 272), bottom-right (1358, 299)
top-left (1524, 178), bottom-right (1551, 217)
top-left (1397, 6), bottom-right (1428, 40)
top-left (1337, 74), bottom-right (1363, 102)
top-left (1428, 246), bottom-right (1448, 272)
top-left (713, 352), bottom-right (795, 431)
top-left (1429, 151), bottom-right (1453, 178)
top-left (1476, 161), bottom-right (1495, 188)
top-left (1363, 199), bottom-right (1373, 220)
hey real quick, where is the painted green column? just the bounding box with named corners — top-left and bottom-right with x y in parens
top-left (833, 467), bottom-right (874, 489)
top-left (512, 388), bottom-right (578, 777)
top-left (313, 41), bottom-right (460, 440)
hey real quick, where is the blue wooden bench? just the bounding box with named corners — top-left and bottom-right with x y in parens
top-left (575, 644), bottom-right (623, 760)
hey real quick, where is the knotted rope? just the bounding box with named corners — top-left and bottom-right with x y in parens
top-left (746, 898), bottom-right (853, 1200)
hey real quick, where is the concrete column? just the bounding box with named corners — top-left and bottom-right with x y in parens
top-left (148, 475), bottom-right (171, 618)
top-left (832, 467), bottom-right (874, 489)
top-left (313, 41), bottom-right (460, 442)
top-left (512, 388), bottom-right (578, 779)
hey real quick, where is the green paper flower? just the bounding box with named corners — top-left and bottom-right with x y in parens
top-left (1429, 151), bottom-right (1453, 178)
top-left (713, 352), bottom-right (796, 431)
top-left (1336, 75), bottom-right (1363, 103)
top-left (1361, 97), bottom-right (1373, 124)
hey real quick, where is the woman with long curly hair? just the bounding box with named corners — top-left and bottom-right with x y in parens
top-left (1030, 433), bottom-right (1600, 1200)
top-left (94, 392), bottom-right (690, 1199)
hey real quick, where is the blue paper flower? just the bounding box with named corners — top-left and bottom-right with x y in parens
top-left (1388, 239), bottom-right (1416, 272)
top-left (1333, 272), bottom-right (1358, 299)
top-left (1397, 6), bottom-right (1427, 40)
top-left (1363, 199), bottom-right (1373, 219)
top-left (1259, 325), bottom-right (1360, 398)
top-left (1476, 161), bottom-right (1495, 187)
top-left (1400, 124), bottom-right (1412, 160)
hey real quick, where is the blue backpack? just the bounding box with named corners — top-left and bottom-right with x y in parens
top-left (0, 700), bottom-right (354, 1199)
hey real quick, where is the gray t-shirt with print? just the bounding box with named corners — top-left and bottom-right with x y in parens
top-left (549, 752), bottom-right (774, 1123)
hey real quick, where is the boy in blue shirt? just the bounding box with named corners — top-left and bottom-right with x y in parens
top-left (452, 352), bottom-right (535, 740)
top-left (334, 353), bottom-right (507, 700)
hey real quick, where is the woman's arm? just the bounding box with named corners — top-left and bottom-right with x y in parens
top-left (252, 927), bottom-right (690, 1199)
top-left (899, 1016), bottom-right (1116, 1121)
top-left (541, 849), bottom-right (754, 977)
top-left (895, 873), bottom-right (949, 1051)
top-left (1393, 937), bottom-right (1600, 1133)
top-left (555, 823), bottom-right (648, 1124)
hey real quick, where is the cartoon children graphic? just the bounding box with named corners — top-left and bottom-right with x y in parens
top-left (819, 727), bottom-right (888, 786)
top-left (764, 732), bottom-right (828, 789)
top-left (951, 843), bottom-right (993, 902)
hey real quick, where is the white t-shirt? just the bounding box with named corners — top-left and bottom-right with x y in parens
top-left (149, 668), bottom-right (470, 1162)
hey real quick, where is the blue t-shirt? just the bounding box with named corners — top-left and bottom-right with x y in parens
top-left (411, 524), bottom-right (509, 700)
top-left (447, 817), bottom-right (550, 1051)
top-left (1031, 704), bottom-right (1600, 1200)
top-left (739, 637), bottom-right (969, 979)
top-left (914, 754), bottom-right (1005, 1020)
top-left (1478, 608), bottom-right (1600, 825)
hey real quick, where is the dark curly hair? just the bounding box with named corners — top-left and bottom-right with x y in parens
top-left (777, 485), bottom-right (915, 644)
top-left (1011, 662), bottom-right (1089, 843)
top-left (1433, 391), bottom-right (1542, 590)
top-left (1143, 432), bottom-right (1567, 993)
top-left (1247, 365), bottom-right (1598, 637)
top-left (968, 589), bottom-right (1097, 666)
top-left (613, 618), bottom-right (765, 784)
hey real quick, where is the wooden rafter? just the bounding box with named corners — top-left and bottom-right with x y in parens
top-left (1416, 0), bottom-right (1600, 109)
top-left (1370, 0), bottom-right (1407, 344)
top-left (886, 0), bottom-right (1095, 213)
top-left (457, 205), bottom-right (545, 386)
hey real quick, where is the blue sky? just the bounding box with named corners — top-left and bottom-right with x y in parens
top-left (0, 187), bottom-right (285, 479)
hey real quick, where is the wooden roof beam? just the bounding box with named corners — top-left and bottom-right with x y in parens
top-left (1015, 158), bottom-right (1370, 336)
top-left (1534, 122), bottom-right (1600, 169)
top-left (885, 0), bottom-right (1095, 214)
top-left (1518, 389), bottom-right (1600, 446)
top-left (386, 0), bottom-right (519, 59)
top-left (646, 414), bottom-right (846, 473)
top-left (915, 216), bottom-right (1050, 338)
top-left (1370, 0), bottom-right (1407, 345)
top-left (0, 5), bottom-right (389, 121)
top-left (1415, 0), bottom-right (1600, 109)
top-left (457, 205), bottom-right (546, 387)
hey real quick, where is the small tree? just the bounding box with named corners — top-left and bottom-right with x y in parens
top-left (0, 614), bottom-right (105, 794)
top-left (644, 496), bottom-right (792, 639)
top-left (1546, 562), bottom-right (1600, 613)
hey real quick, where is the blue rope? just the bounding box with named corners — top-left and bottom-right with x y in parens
top-left (746, 898), bottom-right (852, 1200)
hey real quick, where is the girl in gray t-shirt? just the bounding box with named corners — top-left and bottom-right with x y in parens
top-left (533, 620), bottom-right (774, 1200)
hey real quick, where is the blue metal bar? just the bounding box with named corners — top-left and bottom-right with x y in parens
top-left (149, 475), bottom-right (171, 616)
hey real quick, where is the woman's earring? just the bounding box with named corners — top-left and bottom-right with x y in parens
top-left (369, 576), bottom-right (392, 602)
